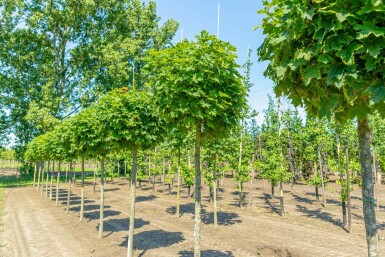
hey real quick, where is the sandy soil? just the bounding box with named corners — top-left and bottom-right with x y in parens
top-left (1, 173), bottom-right (384, 257)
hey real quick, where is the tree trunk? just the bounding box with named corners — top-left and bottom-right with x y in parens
top-left (194, 121), bottom-right (202, 257)
top-left (55, 162), bottom-right (61, 207)
top-left (279, 180), bottom-right (284, 216)
top-left (40, 162), bottom-right (45, 195)
top-left (188, 186), bottom-right (191, 198)
top-left (176, 148), bottom-right (181, 217)
top-left (50, 161), bottom-right (54, 200)
top-left (162, 158), bottom-right (166, 194)
top-left (94, 162), bottom-right (97, 193)
top-left (80, 157), bottom-right (85, 222)
top-left (33, 162), bottom-right (38, 188)
top-left (98, 157), bottom-right (105, 239)
top-left (127, 146), bottom-right (138, 257)
top-left (271, 185), bottom-right (274, 197)
top-left (336, 133), bottom-right (347, 227)
top-left (213, 155), bottom-right (218, 228)
top-left (248, 155), bottom-right (255, 209)
top-left (65, 166), bottom-right (72, 214)
top-left (346, 147), bottom-right (352, 233)
top-left (315, 185), bottom-right (319, 203)
top-left (357, 117), bottom-right (378, 257)
top-left (45, 160), bottom-right (50, 198)
top-left (37, 161), bottom-right (42, 192)
top-left (239, 182), bottom-right (243, 207)
top-left (318, 147), bottom-right (326, 207)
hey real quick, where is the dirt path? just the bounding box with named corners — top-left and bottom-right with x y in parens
top-left (1, 176), bottom-right (384, 257)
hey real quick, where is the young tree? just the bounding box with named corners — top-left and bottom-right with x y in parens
top-left (258, 1), bottom-right (384, 255)
top-left (95, 88), bottom-right (164, 257)
top-left (145, 31), bottom-right (247, 257)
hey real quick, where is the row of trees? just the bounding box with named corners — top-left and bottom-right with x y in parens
top-left (25, 32), bottom-right (247, 257)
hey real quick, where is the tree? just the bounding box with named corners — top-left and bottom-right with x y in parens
top-left (0, 0), bottom-right (178, 157)
top-left (145, 31), bottom-right (247, 257)
top-left (258, 1), bottom-right (384, 255)
top-left (95, 88), bottom-right (164, 257)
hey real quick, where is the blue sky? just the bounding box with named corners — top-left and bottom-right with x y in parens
top-left (152, 0), bottom-right (275, 122)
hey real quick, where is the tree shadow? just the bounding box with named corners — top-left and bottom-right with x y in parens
top-left (179, 250), bottom-right (234, 257)
top-left (119, 229), bottom-right (184, 257)
top-left (136, 195), bottom-right (157, 202)
top-left (291, 193), bottom-right (314, 204)
top-left (85, 208), bottom-right (120, 220)
top-left (166, 203), bottom-right (241, 226)
top-left (103, 217), bottom-right (150, 236)
top-left (296, 205), bottom-right (340, 226)
top-left (69, 203), bottom-right (100, 212)
top-left (262, 193), bottom-right (280, 215)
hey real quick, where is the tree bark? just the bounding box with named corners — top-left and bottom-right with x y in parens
top-left (33, 162), bottom-right (38, 188)
top-left (45, 160), bottom-right (50, 198)
top-left (318, 147), bottom-right (326, 207)
top-left (346, 147), bottom-right (351, 233)
top-left (80, 157), bottom-right (85, 222)
top-left (55, 162), bottom-right (61, 207)
top-left (176, 148), bottom-right (181, 217)
top-left (249, 155), bottom-right (255, 209)
top-left (279, 180), bottom-right (284, 216)
top-left (194, 121), bottom-right (202, 257)
top-left (50, 161), bottom-right (54, 200)
top-left (65, 161), bottom-right (72, 213)
top-left (357, 117), bottom-right (378, 257)
top-left (127, 146), bottom-right (138, 257)
top-left (37, 161), bottom-right (42, 192)
top-left (40, 162), bottom-right (45, 195)
top-left (98, 157), bottom-right (105, 239)
top-left (336, 133), bottom-right (347, 227)
top-left (213, 155), bottom-right (218, 228)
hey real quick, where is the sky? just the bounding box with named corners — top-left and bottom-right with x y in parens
top-left (152, 0), bottom-right (275, 123)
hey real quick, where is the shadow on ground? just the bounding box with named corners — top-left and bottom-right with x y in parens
top-left (179, 250), bottom-right (234, 257)
top-left (166, 203), bottom-right (241, 226)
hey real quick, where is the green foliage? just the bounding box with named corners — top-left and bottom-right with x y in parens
top-left (145, 30), bottom-right (247, 139)
top-left (257, 0), bottom-right (385, 122)
top-left (17, 162), bottom-right (34, 179)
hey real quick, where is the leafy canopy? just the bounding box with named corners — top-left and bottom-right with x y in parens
top-left (257, 0), bottom-right (385, 122)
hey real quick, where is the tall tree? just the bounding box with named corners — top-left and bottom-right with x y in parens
top-left (145, 31), bottom-right (247, 257)
top-left (258, 1), bottom-right (384, 255)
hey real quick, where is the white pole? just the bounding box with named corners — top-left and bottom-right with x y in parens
top-left (217, 0), bottom-right (220, 39)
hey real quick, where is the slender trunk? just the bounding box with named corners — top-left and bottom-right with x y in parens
top-left (336, 133), bottom-right (347, 227)
top-left (176, 148), bottom-right (181, 217)
top-left (213, 155), bottom-right (218, 228)
top-left (315, 185), bottom-right (320, 203)
top-left (80, 157), bottom-right (85, 222)
top-left (239, 182), bottom-right (243, 207)
top-left (55, 162), bottom-right (61, 207)
top-left (238, 119), bottom-right (244, 208)
top-left (98, 156), bottom-right (105, 238)
top-left (66, 183), bottom-right (71, 213)
top-left (194, 121), bottom-right (202, 257)
top-left (249, 155), bottom-right (255, 209)
top-left (318, 147), bottom-right (326, 207)
top-left (162, 158), bottom-right (166, 194)
top-left (37, 161), bottom-right (42, 191)
top-left (357, 117), bottom-right (378, 257)
top-left (45, 160), bottom-right (50, 198)
top-left (280, 180), bottom-right (284, 216)
top-left (127, 146), bottom-right (138, 257)
top-left (33, 162), bottom-right (38, 188)
top-left (271, 185), bottom-right (274, 197)
top-left (65, 163), bottom-right (69, 184)
top-left (188, 186), bottom-right (191, 198)
top-left (50, 161), bottom-right (54, 200)
top-left (124, 160), bottom-right (127, 177)
top-left (40, 162), bottom-right (45, 195)
top-left (94, 162), bottom-right (97, 193)
top-left (346, 147), bottom-right (351, 233)
top-left (98, 157), bottom-right (105, 239)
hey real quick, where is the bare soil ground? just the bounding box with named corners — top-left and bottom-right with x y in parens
top-left (1, 171), bottom-right (384, 257)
